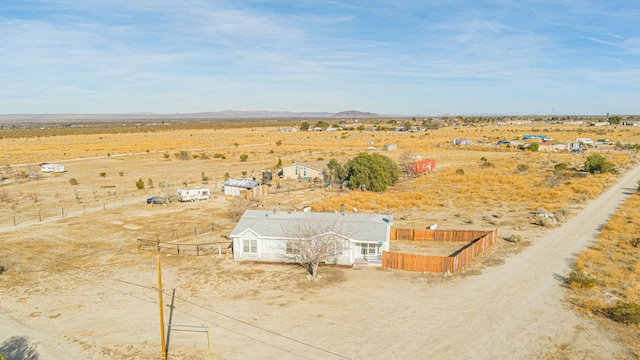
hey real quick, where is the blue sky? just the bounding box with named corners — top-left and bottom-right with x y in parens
top-left (1, 0), bottom-right (639, 115)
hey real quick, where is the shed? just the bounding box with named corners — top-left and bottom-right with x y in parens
top-left (411, 159), bottom-right (436, 174)
top-left (382, 144), bottom-right (397, 151)
top-left (223, 178), bottom-right (262, 197)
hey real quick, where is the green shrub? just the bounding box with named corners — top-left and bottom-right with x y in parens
top-left (240, 154), bottom-right (249, 162)
top-left (69, 178), bottom-right (79, 186)
top-left (608, 302), bottom-right (640, 325)
top-left (135, 178), bottom-right (145, 190)
top-left (584, 154), bottom-right (616, 174)
top-left (455, 169), bottom-right (464, 175)
top-left (568, 268), bottom-right (595, 288)
top-left (99, 172), bottom-right (106, 178)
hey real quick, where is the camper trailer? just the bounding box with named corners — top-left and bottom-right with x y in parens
top-left (40, 163), bottom-right (65, 173)
top-left (177, 187), bottom-right (210, 202)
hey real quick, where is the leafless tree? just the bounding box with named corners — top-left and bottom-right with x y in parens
top-left (282, 219), bottom-right (350, 281)
top-left (230, 196), bottom-right (251, 222)
top-left (399, 151), bottom-right (415, 178)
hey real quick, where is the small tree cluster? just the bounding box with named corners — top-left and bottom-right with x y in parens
top-left (344, 153), bottom-right (399, 192)
top-left (584, 154), bottom-right (616, 174)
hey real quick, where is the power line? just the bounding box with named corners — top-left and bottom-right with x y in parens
top-left (0, 243), bottom-right (352, 359)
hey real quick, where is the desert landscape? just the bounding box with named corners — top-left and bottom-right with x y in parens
top-left (1, 117), bottom-right (639, 359)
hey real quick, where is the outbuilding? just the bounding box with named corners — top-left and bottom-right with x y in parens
top-left (223, 178), bottom-right (262, 197)
top-left (411, 159), bottom-right (436, 174)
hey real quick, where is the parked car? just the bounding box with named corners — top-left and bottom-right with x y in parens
top-left (147, 196), bottom-right (169, 205)
top-left (497, 140), bottom-right (510, 145)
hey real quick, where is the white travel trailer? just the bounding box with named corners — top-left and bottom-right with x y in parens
top-left (40, 163), bottom-right (65, 173)
top-left (177, 187), bottom-right (210, 202)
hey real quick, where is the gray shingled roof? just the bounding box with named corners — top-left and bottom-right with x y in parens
top-left (224, 178), bottom-right (261, 189)
top-left (230, 210), bottom-right (393, 243)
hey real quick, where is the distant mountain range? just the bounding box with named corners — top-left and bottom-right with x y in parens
top-left (0, 110), bottom-right (385, 124)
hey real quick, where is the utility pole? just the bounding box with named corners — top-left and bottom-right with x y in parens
top-left (157, 255), bottom-right (167, 360)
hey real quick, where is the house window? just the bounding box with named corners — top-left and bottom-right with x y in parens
top-left (360, 243), bottom-right (381, 255)
top-left (285, 241), bottom-right (301, 255)
top-left (327, 243), bottom-right (344, 257)
top-left (243, 238), bottom-right (257, 253)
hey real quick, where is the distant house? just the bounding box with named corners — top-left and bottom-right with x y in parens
top-left (281, 162), bottom-right (326, 181)
top-left (230, 210), bottom-right (393, 266)
top-left (223, 178), bottom-right (263, 197)
top-left (536, 141), bottom-right (566, 151)
top-left (451, 138), bottom-right (473, 145)
top-left (523, 135), bottom-right (547, 141)
top-left (576, 138), bottom-right (594, 145)
top-left (382, 144), bottom-right (397, 151)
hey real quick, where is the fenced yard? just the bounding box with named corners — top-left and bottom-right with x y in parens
top-left (383, 228), bottom-right (498, 273)
top-left (137, 238), bottom-right (233, 256)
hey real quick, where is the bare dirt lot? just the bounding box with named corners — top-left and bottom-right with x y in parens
top-left (1, 123), bottom-right (639, 359)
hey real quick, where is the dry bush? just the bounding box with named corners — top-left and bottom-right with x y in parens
top-left (568, 268), bottom-right (596, 289)
top-left (507, 234), bottom-right (523, 243)
top-left (536, 217), bottom-right (557, 228)
top-left (568, 191), bottom-right (640, 331)
top-left (0, 190), bottom-right (12, 202)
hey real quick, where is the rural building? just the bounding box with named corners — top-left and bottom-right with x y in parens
top-left (223, 178), bottom-right (264, 198)
top-left (522, 135), bottom-right (547, 140)
top-left (281, 162), bottom-right (325, 181)
top-left (231, 210), bottom-right (393, 266)
top-left (451, 138), bottom-right (473, 145)
top-left (576, 138), bottom-right (594, 145)
top-left (382, 144), bottom-right (397, 151)
top-left (411, 159), bottom-right (436, 174)
top-left (177, 187), bottom-right (210, 202)
top-left (40, 163), bottom-right (65, 173)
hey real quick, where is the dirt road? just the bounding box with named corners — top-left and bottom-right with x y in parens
top-left (404, 164), bottom-right (640, 359)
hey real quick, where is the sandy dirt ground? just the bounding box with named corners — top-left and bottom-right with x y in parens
top-left (1, 155), bottom-right (639, 359)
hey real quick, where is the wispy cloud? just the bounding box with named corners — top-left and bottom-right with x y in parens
top-left (0, 0), bottom-right (639, 114)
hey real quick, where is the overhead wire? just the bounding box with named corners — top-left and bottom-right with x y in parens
top-left (0, 242), bottom-right (352, 359)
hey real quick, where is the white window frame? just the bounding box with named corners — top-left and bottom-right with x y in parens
top-left (243, 238), bottom-right (257, 253)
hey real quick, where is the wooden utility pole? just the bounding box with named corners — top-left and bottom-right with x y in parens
top-left (157, 255), bottom-right (167, 360)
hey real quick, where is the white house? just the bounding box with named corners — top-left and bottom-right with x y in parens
top-left (281, 162), bottom-right (326, 181)
top-left (230, 210), bottom-right (393, 266)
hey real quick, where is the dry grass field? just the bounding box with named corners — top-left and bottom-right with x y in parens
top-left (1, 119), bottom-right (639, 359)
